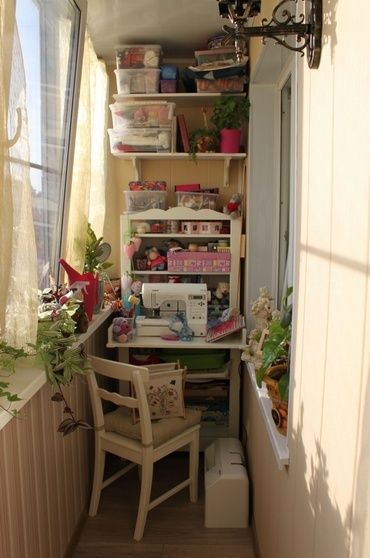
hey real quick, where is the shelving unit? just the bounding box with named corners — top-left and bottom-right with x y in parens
top-left (110, 89), bottom-right (247, 446)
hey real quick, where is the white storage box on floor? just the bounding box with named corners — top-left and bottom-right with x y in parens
top-left (204, 437), bottom-right (249, 528)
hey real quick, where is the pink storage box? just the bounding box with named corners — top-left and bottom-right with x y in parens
top-left (167, 251), bottom-right (230, 273)
top-left (160, 79), bottom-right (177, 93)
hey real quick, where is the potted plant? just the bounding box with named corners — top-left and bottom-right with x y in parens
top-left (188, 107), bottom-right (219, 161)
top-left (84, 223), bottom-right (112, 313)
top-left (0, 287), bottom-right (92, 433)
top-left (210, 95), bottom-right (250, 153)
top-left (256, 287), bottom-right (293, 435)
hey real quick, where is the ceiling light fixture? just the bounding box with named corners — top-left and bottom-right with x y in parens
top-left (217, 0), bottom-right (322, 69)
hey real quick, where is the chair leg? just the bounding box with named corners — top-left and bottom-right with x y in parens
top-left (89, 439), bottom-right (106, 516)
top-left (189, 432), bottom-right (199, 503)
top-left (133, 458), bottom-right (153, 541)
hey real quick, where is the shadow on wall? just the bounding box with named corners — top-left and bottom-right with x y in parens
top-left (322, 0), bottom-right (338, 62)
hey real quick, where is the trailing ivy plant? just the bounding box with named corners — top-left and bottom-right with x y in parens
top-left (0, 342), bottom-right (26, 416)
top-left (0, 288), bottom-right (92, 435)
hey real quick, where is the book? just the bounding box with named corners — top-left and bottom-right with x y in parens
top-left (174, 183), bottom-right (200, 192)
top-left (177, 114), bottom-right (189, 152)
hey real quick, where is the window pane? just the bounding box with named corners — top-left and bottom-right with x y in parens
top-left (16, 0), bottom-right (85, 287)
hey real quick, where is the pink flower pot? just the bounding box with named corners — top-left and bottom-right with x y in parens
top-left (220, 128), bottom-right (241, 153)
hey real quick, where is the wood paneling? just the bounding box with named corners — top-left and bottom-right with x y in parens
top-left (0, 325), bottom-right (112, 558)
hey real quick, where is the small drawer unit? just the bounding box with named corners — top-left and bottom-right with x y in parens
top-left (114, 68), bottom-right (160, 94)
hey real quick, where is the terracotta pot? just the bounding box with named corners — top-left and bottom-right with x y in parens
top-left (219, 128), bottom-right (241, 153)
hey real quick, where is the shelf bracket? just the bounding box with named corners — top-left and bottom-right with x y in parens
top-left (223, 157), bottom-right (231, 188)
top-left (130, 156), bottom-right (142, 181)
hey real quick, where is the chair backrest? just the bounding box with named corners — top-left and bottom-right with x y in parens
top-left (87, 356), bottom-right (153, 445)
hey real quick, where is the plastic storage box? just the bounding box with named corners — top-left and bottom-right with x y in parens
top-left (109, 101), bottom-right (175, 129)
top-left (108, 128), bottom-right (171, 154)
top-left (114, 68), bottom-right (160, 94)
top-left (115, 44), bottom-right (162, 69)
top-left (196, 76), bottom-right (245, 93)
top-left (204, 438), bottom-right (249, 528)
top-left (176, 192), bottom-right (219, 210)
top-left (123, 190), bottom-right (167, 212)
top-left (194, 47), bottom-right (237, 66)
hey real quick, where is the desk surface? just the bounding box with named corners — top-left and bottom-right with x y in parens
top-left (107, 324), bottom-right (246, 349)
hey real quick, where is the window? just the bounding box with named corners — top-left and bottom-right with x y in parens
top-left (15, 0), bottom-right (86, 287)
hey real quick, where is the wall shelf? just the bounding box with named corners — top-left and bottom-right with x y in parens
top-left (247, 363), bottom-right (289, 469)
top-left (113, 92), bottom-right (245, 108)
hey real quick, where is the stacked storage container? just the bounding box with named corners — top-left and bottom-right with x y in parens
top-left (108, 44), bottom-right (176, 154)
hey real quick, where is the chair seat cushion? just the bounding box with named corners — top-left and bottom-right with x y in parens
top-left (104, 407), bottom-right (201, 448)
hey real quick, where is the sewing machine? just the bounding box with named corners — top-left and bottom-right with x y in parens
top-left (136, 283), bottom-right (208, 337)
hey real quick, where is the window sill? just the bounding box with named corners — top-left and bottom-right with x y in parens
top-left (246, 362), bottom-right (289, 469)
top-left (0, 307), bottom-right (112, 431)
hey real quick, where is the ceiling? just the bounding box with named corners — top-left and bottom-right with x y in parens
top-left (86, 0), bottom-right (226, 63)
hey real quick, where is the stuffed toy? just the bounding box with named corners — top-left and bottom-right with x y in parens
top-left (223, 193), bottom-right (242, 218)
top-left (145, 247), bottom-right (167, 270)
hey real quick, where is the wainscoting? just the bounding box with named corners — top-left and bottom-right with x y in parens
top-left (0, 321), bottom-right (113, 558)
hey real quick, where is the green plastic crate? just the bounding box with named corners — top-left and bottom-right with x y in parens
top-left (159, 349), bottom-right (229, 370)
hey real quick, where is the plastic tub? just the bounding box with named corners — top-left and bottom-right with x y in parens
top-left (115, 44), bottom-right (162, 69)
top-left (109, 101), bottom-right (175, 129)
top-left (175, 192), bottom-right (219, 210)
top-left (114, 68), bottom-right (160, 94)
top-left (196, 76), bottom-right (245, 93)
top-left (123, 190), bottom-right (167, 212)
top-left (194, 47), bottom-right (237, 66)
top-left (108, 128), bottom-right (171, 154)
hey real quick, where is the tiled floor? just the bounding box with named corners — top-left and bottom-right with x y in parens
top-left (72, 452), bottom-right (256, 558)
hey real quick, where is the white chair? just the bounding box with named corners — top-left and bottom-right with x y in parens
top-left (87, 355), bottom-right (201, 541)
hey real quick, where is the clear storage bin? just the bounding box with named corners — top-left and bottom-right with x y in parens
top-left (194, 48), bottom-right (237, 66)
top-left (114, 68), bottom-right (160, 94)
top-left (123, 190), bottom-right (167, 212)
top-left (108, 128), bottom-right (171, 154)
top-left (109, 101), bottom-right (175, 129)
top-left (176, 192), bottom-right (219, 210)
top-left (115, 44), bottom-right (162, 69)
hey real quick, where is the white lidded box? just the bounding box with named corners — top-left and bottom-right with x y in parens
top-left (123, 190), bottom-right (167, 212)
top-left (108, 128), bottom-right (171, 154)
top-left (109, 101), bottom-right (175, 129)
top-left (176, 192), bottom-right (219, 210)
top-left (114, 68), bottom-right (160, 94)
top-left (204, 438), bottom-right (249, 528)
top-left (115, 44), bottom-right (162, 69)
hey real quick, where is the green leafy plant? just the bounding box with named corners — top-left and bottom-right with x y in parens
top-left (211, 95), bottom-right (250, 130)
top-left (256, 286), bottom-right (293, 402)
top-left (188, 128), bottom-right (219, 161)
top-left (0, 289), bottom-right (92, 434)
top-left (84, 223), bottom-right (112, 274)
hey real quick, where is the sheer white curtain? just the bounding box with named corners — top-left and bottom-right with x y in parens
top-left (0, 0), bottom-right (38, 348)
top-left (64, 32), bottom-right (108, 271)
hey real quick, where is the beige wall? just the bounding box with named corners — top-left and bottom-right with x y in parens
top-left (245, 2), bottom-right (370, 557)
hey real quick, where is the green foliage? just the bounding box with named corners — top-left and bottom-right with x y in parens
top-left (0, 309), bottom-right (91, 433)
top-left (188, 128), bottom-right (219, 161)
top-left (84, 223), bottom-right (112, 274)
top-left (211, 95), bottom-right (250, 130)
top-left (256, 286), bottom-right (293, 401)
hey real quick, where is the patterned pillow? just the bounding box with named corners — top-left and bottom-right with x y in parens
top-left (133, 368), bottom-right (187, 423)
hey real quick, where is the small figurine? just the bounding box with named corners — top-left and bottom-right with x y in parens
top-left (223, 193), bottom-right (242, 218)
top-left (145, 247), bottom-right (167, 270)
